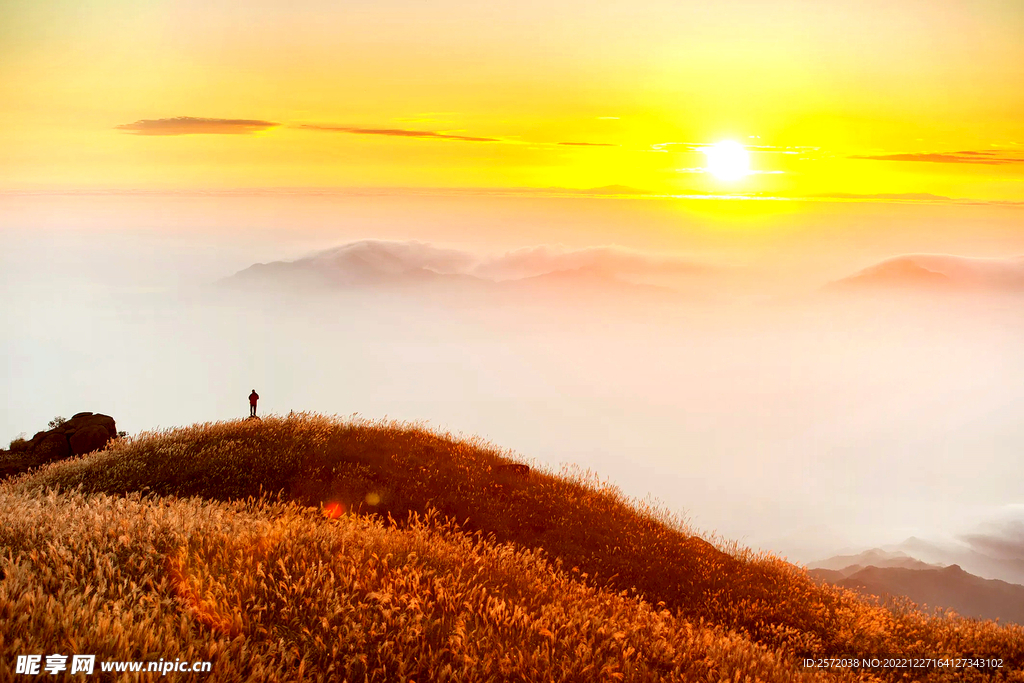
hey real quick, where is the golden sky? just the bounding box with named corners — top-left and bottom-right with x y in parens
top-left (2, 0), bottom-right (1023, 201)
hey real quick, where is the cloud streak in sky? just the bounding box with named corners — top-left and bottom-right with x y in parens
top-left (300, 124), bottom-right (499, 142)
top-left (654, 142), bottom-right (817, 155)
top-left (115, 117), bottom-right (279, 135)
top-left (851, 150), bottom-right (1024, 165)
top-left (808, 192), bottom-right (952, 201)
top-left (116, 116), bottom-right (626, 146)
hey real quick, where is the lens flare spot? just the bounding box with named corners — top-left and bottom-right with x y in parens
top-left (364, 492), bottom-right (381, 506)
top-left (323, 501), bottom-right (345, 519)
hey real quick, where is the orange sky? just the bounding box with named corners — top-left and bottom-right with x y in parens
top-left (2, 0), bottom-right (1023, 202)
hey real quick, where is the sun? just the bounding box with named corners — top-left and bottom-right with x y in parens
top-left (703, 141), bottom-right (751, 181)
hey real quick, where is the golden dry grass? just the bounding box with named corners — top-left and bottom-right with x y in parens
top-left (1, 490), bottom-right (854, 682)
top-left (3, 413), bottom-right (1024, 682)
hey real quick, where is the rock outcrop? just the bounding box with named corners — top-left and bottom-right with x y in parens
top-left (1, 412), bottom-right (117, 478)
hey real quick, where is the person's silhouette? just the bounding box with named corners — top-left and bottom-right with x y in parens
top-left (249, 389), bottom-right (259, 417)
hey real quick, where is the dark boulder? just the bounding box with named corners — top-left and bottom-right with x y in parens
top-left (63, 412), bottom-right (116, 437)
top-left (69, 424), bottom-right (111, 456)
top-left (1, 412), bottom-right (117, 479)
top-left (35, 432), bottom-right (71, 462)
top-left (63, 413), bottom-right (116, 455)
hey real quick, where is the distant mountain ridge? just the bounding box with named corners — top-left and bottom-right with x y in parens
top-left (809, 564), bottom-right (1024, 624)
top-left (891, 536), bottom-right (1024, 587)
top-left (226, 242), bottom-right (1024, 302)
top-left (828, 254), bottom-right (1024, 293)
top-left (809, 548), bottom-right (940, 575)
top-left (223, 240), bottom-right (684, 301)
top-left (810, 546), bottom-right (1024, 624)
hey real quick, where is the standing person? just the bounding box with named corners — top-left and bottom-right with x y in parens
top-left (249, 389), bottom-right (259, 417)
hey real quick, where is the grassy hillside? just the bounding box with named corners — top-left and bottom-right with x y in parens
top-left (3, 414), bottom-right (1023, 681)
top-left (1, 490), bottom-right (842, 682)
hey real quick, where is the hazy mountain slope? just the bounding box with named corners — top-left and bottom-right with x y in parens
top-left (222, 240), bottom-right (692, 302)
top-left (227, 256), bottom-right (492, 291)
top-left (810, 548), bottom-right (940, 574)
top-left (226, 259), bottom-right (674, 301)
top-left (812, 564), bottom-right (1024, 624)
top-left (828, 258), bottom-right (955, 290)
top-left (893, 536), bottom-right (1024, 587)
top-left (828, 254), bottom-right (1024, 292)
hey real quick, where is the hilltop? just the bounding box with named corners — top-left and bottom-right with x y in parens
top-left (3, 414), bottom-right (1024, 682)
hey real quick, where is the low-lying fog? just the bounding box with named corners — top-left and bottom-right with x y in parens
top-left (3, 193), bottom-right (1023, 567)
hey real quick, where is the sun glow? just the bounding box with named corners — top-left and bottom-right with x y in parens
top-left (704, 141), bottom-right (751, 181)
